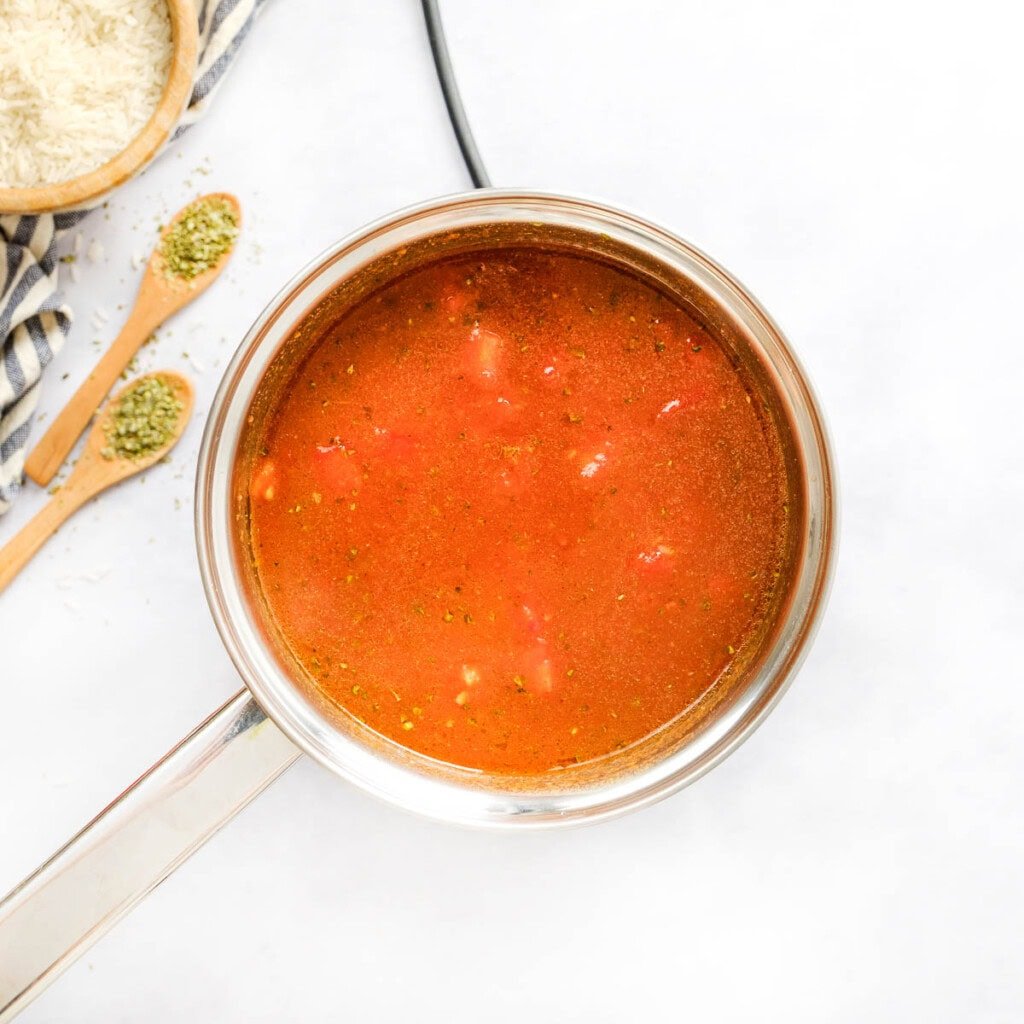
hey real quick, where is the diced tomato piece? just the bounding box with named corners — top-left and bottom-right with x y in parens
top-left (656, 349), bottom-right (721, 420)
top-left (522, 649), bottom-right (554, 693)
top-left (477, 330), bottom-right (501, 380)
top-left (538, 354), bottom-right (564, 387)
top-left (571, 438), bottom-right (615, 482)
top-left (372, 425), bottom-right (420, 462)
top-left (579, 449), bottom-right (609, 478)
top-left (635, 543), bottom-right (677, 581)
top-left (438, 267), bottom-right (476, 317)
top-left (442, 289), bottom-right (471, 315)
top-left (436, 265), bottom-right (479, 317)
top-left (519, 604), bottom-right (544, 637)
top-left (250, 459), bottom-right (279, 501)
top-left (460, 326), bottom-right (504, 387)
top-left (464, 393), bottom-right (520, 436)
top-left (313, 443), bottom-right (362, 494)
top-left (656, 398), bottom-right (684, 420)
top-left (497, 447), bottom-right (538, 497)
top-left (514, 604), bottom-right (556, 693)
top-left (656, 379), bottom-right (718, 421)
top-left (654, 383), bottom-right (707, 421)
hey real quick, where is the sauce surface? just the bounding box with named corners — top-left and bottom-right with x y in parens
top-left (249, 248), bottom-right (791, 773)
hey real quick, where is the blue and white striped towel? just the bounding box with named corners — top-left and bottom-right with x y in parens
top-left (0, 0), bottom-right (268, 513)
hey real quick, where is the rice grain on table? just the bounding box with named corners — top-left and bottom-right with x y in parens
top-left (0, 0), bottom-right (172, 190)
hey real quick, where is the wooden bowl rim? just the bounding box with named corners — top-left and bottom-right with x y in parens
top-left (0, 0), bottom-right (199, 216)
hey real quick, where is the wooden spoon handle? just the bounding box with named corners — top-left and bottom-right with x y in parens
top-left (0, 488), bottom-right (90, 595)
top-left (24, 306), bottom-right (158, 487)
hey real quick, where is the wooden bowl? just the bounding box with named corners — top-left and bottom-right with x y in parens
top-left (0, 0), bottom-right (199, 216)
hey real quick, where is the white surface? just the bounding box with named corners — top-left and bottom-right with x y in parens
top-left (3, 0), bottom-right (1022, 1020)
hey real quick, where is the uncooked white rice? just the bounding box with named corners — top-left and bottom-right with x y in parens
top-left (0, 0), bottom-right (173, 190)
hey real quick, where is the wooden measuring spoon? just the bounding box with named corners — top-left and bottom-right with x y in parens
top-left (25, 193), bottom-right (239, 487)
top-left (0, 372), bottom-right (194, 595)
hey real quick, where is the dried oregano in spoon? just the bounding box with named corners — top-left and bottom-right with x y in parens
top-left (101, 375), bottom-right (183, 460)
top-left (160, 195), bottom-right (239, 280)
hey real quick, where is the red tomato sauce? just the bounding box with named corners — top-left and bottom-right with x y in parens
top-left (248, 248), bottom-right (793, 773)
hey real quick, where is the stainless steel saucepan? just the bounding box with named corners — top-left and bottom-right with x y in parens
top-left (0, 192), bottom-right (836, 1020)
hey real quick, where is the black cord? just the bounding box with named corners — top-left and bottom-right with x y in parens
top-left (421, 0), bottom-right (491, 189)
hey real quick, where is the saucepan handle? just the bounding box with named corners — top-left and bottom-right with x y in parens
top-left (0, 688), bottom-right (300, 1021)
